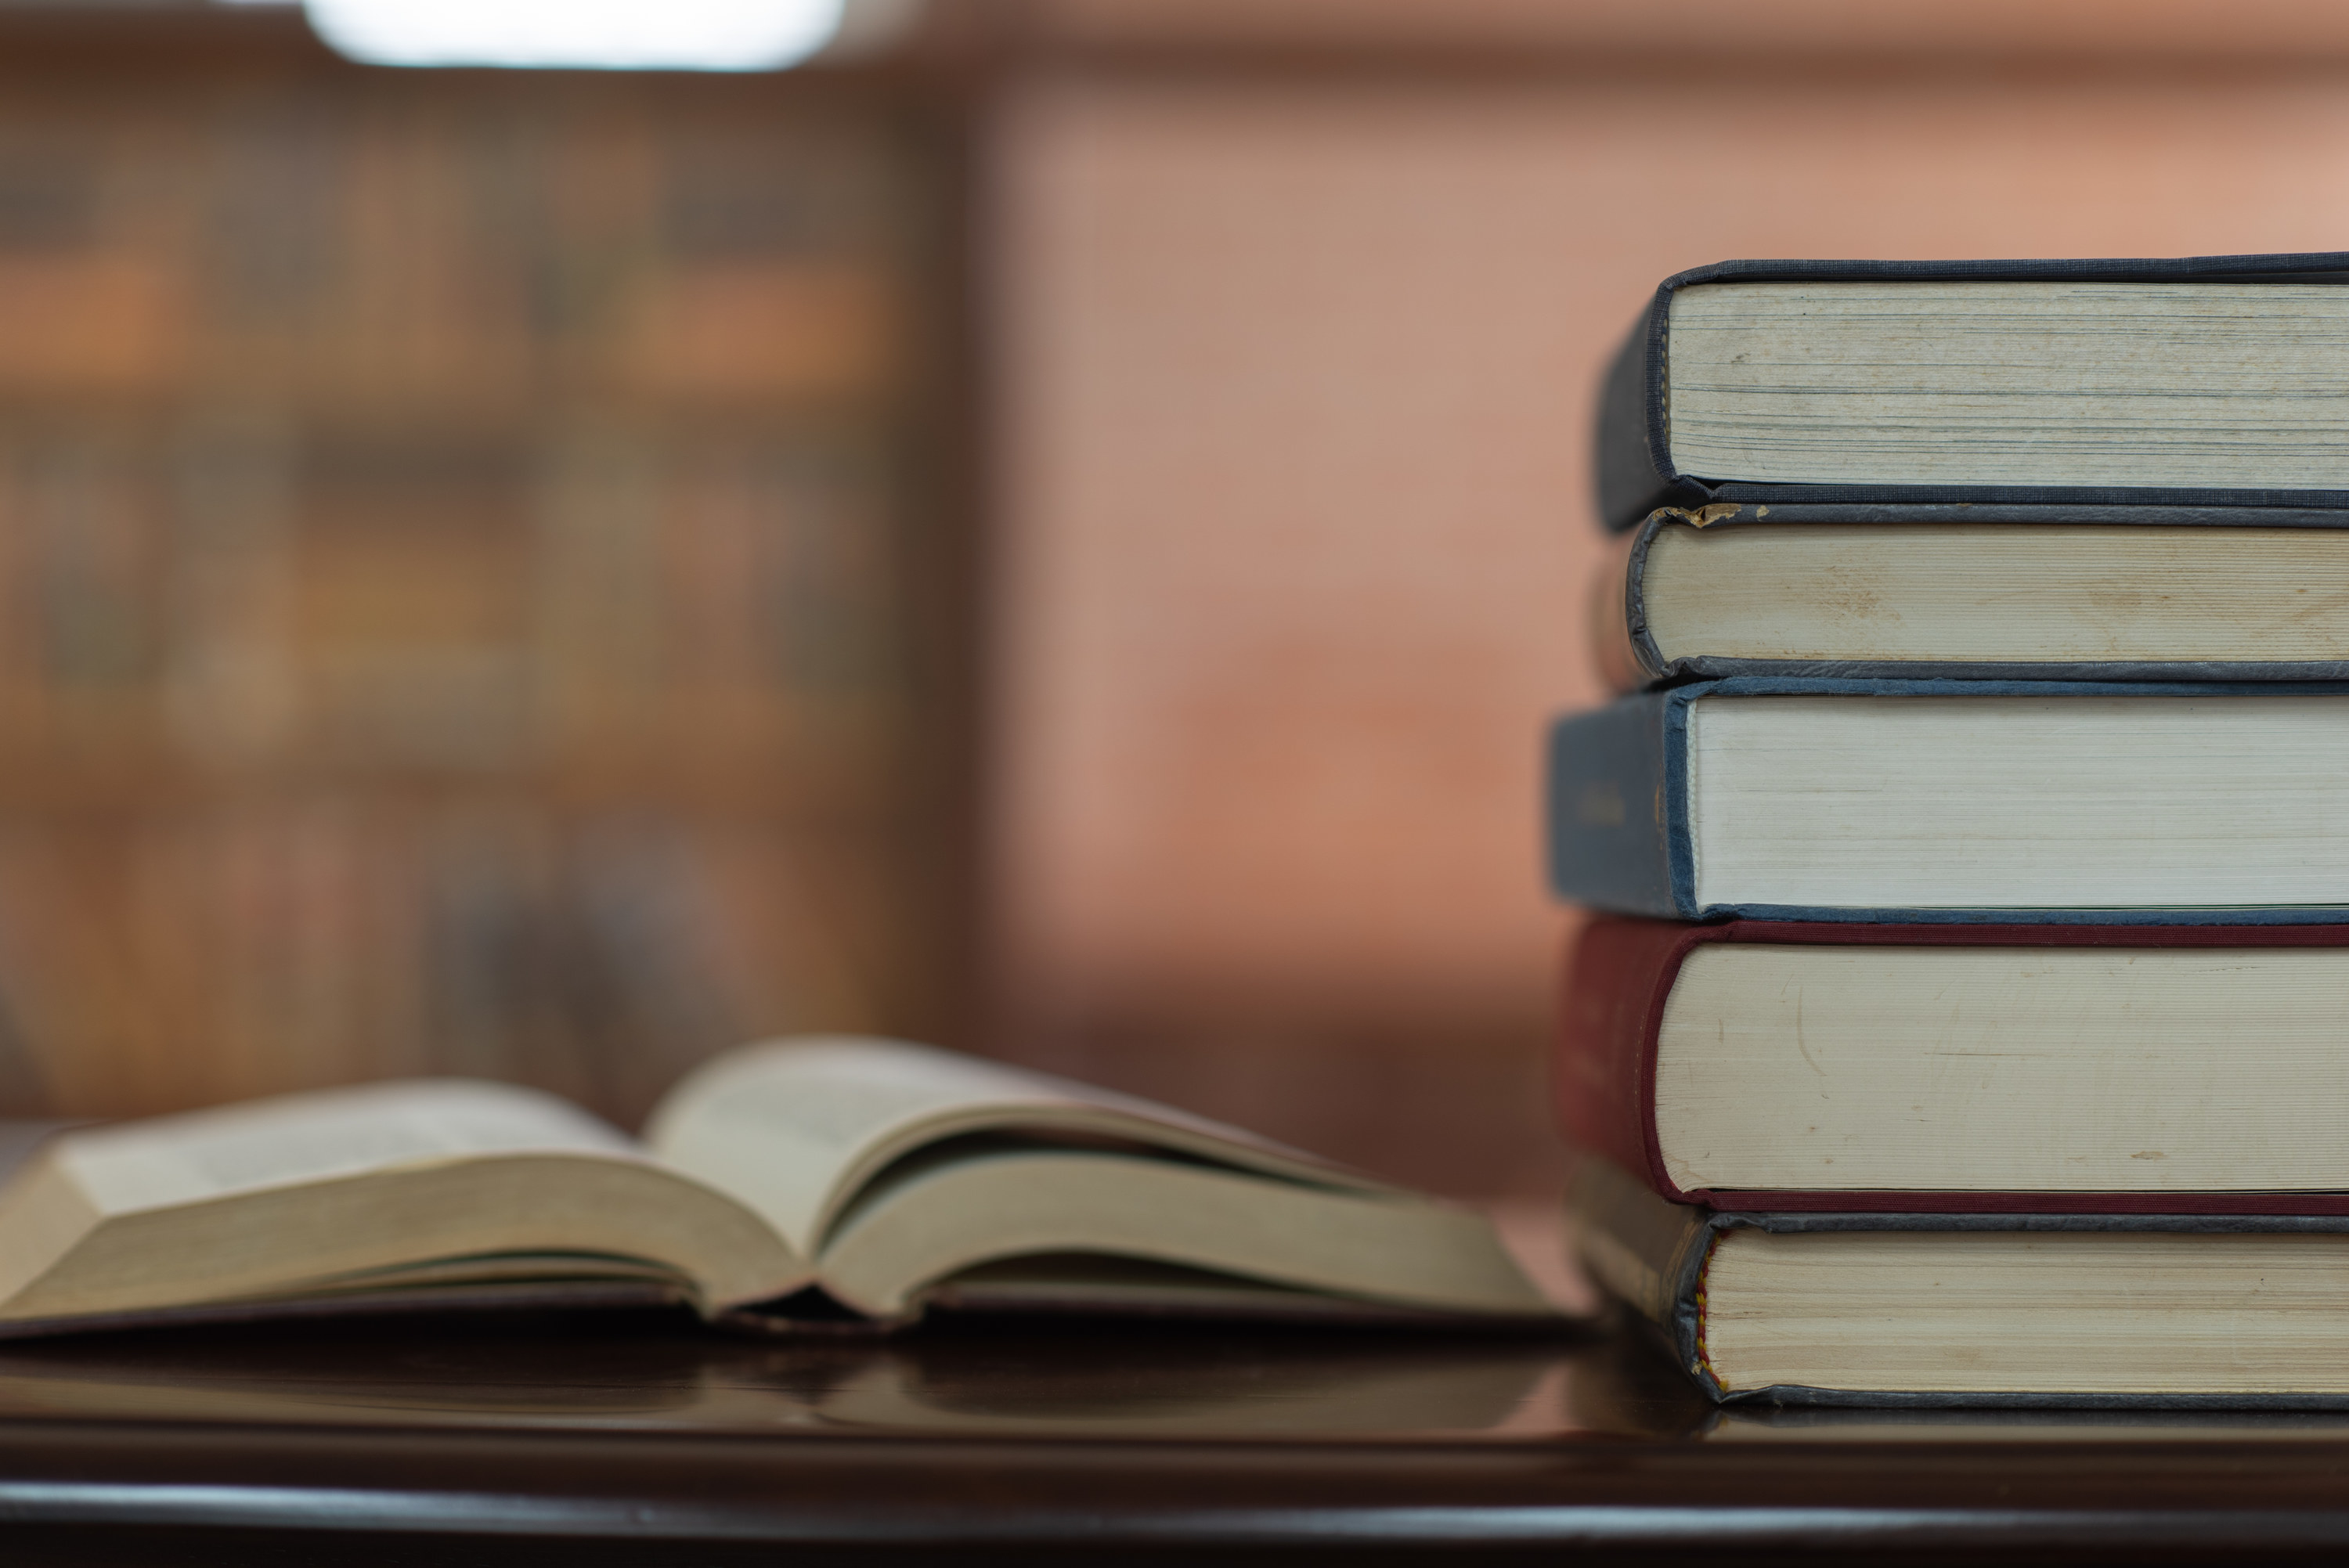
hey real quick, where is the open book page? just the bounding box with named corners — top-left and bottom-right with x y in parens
top-left (0, 1083), bottom-right (802, 1327)
top-left (642, 1037), bottom-right (1397, 1258)
top-left (812, 1148), bottom-right (1555, 1319)
top-left (49, 1081), bottom-right (636, 1217)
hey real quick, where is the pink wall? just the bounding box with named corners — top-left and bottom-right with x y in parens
top-left (983, 37), bottom-right (2349, 1191)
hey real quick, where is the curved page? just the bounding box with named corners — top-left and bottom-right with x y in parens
top-left (0, 1081), bottom-right (803, 1325)
top-left (644, 1036), bottom-right (1395, 1257)
top-left (814, 1149), bottom-right (1551, 1321)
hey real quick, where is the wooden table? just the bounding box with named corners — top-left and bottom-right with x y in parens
top-left (0, 1310), bottom-right (2344, 1564)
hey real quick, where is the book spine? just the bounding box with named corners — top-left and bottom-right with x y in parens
top-left (1545, 690), bottom-right (1689, 919)
top-left (1567, 1156), bottom-right (1718, 1395)
top-left (1585, 522), bottom-right (1650, 695)
top-left (1554, 917), bottom-right (1707, 1199)
top-left (1593, 304), bottom-right (1709, 532)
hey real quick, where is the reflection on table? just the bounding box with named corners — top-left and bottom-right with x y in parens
top-left (0, 1308), bottom-right (2345, 1447)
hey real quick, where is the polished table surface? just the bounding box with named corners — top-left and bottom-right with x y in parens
top-left (0, 1310), bottom-right (2346, 1564)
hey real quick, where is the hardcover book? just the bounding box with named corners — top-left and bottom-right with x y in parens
top-left (1557, 916), bottom-right (2349, 1213)
top-left (0, 1037), bottom-right (1555, 1338)
top-left (1546, 676), bottom-right (2349, 923)
top-left (1572, 1156), bottom-right (2349, 1407)
top-left (1593, 251), bottom-right (2349, 533)
top-left (1592, 510), bottom-right (2349, 689)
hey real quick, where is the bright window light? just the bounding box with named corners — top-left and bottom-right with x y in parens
top-left (303, 0), bottom-right (845, 71)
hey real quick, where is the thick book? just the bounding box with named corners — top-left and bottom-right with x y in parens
top-left (1592, 509), bottom-right (2349, 689)
top-left (1571, 1156), bottom-right (2349, 1407)
top-left (1557, 916), bottom-right (2349, 1214)
top-left (0, 1037), bottom-right (1556, 1338)
top-left (1593, 251), bottom-right (2349, 533)
top-left (1546, 676), bottom-right (2349, 923)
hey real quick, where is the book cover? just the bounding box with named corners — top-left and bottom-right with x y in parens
top-left (1571, 1155), bottom-right (2349, 1408)
top-left (1600, 506), bottom-right (2349, 687)
top-left (1557, 917), bottom-right (2349, 1216)
top-left (1546, 675), bottom-right (2349, 924)
top-left (1594, 251), bottom-right (2349, 533)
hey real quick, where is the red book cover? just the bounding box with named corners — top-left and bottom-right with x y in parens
top-left (1555, 916), bottom-right (2349, 1216)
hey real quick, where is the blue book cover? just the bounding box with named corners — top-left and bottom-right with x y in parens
top-left (1546, 676), bottom-right (2349, 924)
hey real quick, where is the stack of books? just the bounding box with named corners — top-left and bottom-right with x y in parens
top-left (1550, 251), bottom-right (2349, 1406)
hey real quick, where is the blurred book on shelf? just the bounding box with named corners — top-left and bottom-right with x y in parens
top-left (0, 26), bottom-right (965, 1124)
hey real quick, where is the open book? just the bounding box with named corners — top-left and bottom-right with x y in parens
top-left (0, 1038), bottom-right (1556, 1337)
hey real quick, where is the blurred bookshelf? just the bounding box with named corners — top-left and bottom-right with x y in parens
top-left (0, 9), bottom-right (975, 1125)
